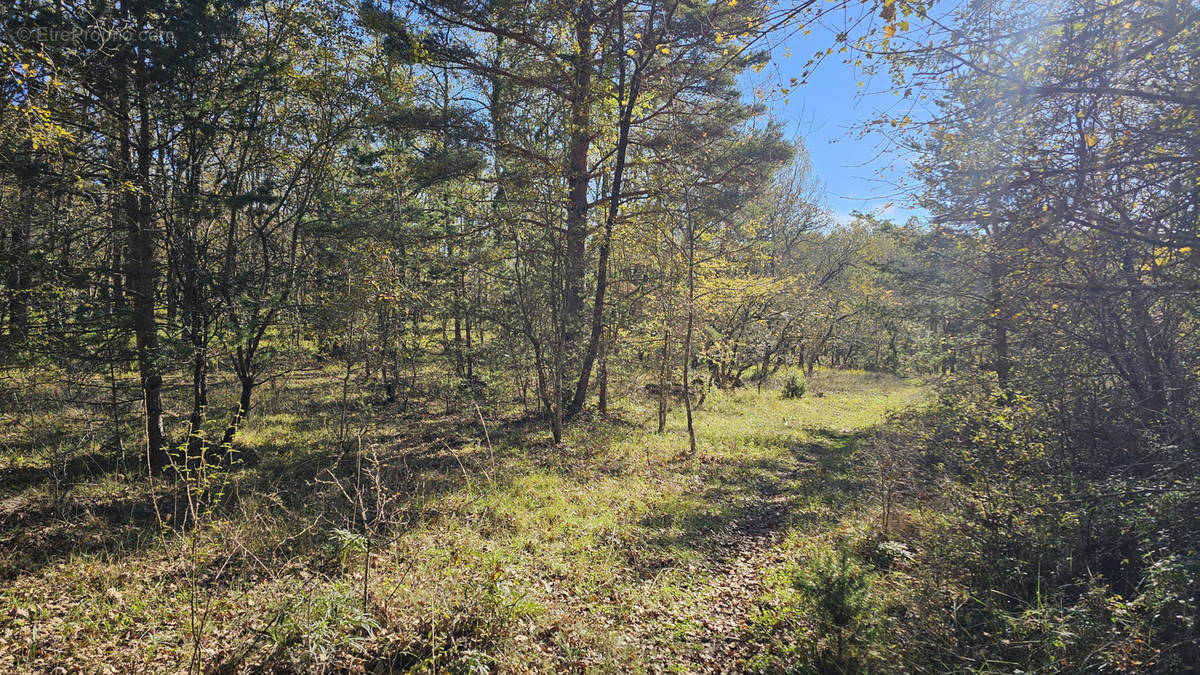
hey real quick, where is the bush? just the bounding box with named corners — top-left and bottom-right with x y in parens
top-left (782, 372), bottom-right (807, 399)
top-left (873, 382), bottom-right (1200, 672)
top-left (789, 543), bottom-right (885, 672)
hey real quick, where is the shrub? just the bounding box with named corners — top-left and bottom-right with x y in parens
top-left (782, 372), bottom-right (807, 399)
top-left (790, 544), bottom-right (884, 672)
top-left (873, 382), bottom-right (1200, 672)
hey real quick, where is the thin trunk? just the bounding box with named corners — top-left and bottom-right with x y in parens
top-left (1120, 250), bottom-right (1172, 423)
top-left (407, 311), bottom-right (419, 409)
top-left (657, 325), bottom-right (669, 433)
top-left (464, 290), bottom-right (474, 379)
top-left (182, 132), bottom-right (209, 464)
top-left (165, 255), bottom-right (178, 324)
top-left (453, 316), bottom-right (463, 376)
top-left (216, 315), bottom-right (271, 459)
top-left (683, 213), bottom-right (697, 455)
top-left (568, 25), bottom-right (641, 417)
top-left (185, 328), bottom-right (208, 462)
top-left (989, 251), bottom-right (1012, 395)
top-left (108, 361), bottom-right (124, 457)
top-left (597, 342), bottom-right (609, 416)
top-left (380, 306), bottom-right (397, 404)
top-left (7, 167), bottom-right (34, 342)
top-left (476, 277), bottom-right (484, 349)
top-left (219, 375), bottom-right (255, 456)
top-left (110, 240), bottom-right (126, 313)
top-left (756, 349), bottom-right (770, 392)
top-left (551, 304), bottom-right (564, 444)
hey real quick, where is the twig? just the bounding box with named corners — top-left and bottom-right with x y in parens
top-left (474, 403), bottom-right (496, 489)
top-left (441, 439), bottom-right (473, 493)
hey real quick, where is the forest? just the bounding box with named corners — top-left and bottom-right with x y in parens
top-left (1, 0), bottom-right (1198, 671)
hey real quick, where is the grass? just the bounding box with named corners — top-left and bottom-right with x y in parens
top-left (0, 366), bottom-right (927, 672)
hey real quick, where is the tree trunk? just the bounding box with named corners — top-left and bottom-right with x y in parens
top-left (568, 26), bottom-right (641, 418)
top-left (551, 303), bottom-right (564, 444)
top-left (122, 66), bottom-right (168, 474)
top-left (7, 166), bottom-right (34, 342)
top-left (380, 306), bottom-right (398, 404)
top-left (219, 375), bottom-right (255, 457)
top-left (185, 324), bottom-right (208, 463)
top-left (756, 348), bottom-right (770, 392)
top-left (562, 2), bottom-right (595, 347)
top-left (657, 325), bottom-right (669, 433)
top-left (683, 210), bottom-right (697, 455)
top-left (598, 351), bottom-right (608, 416)
top-left (988, 251), bottom-right (1013, 395)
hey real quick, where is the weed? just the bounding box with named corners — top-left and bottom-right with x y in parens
top-left (268, 582), bottom-right (380, 670)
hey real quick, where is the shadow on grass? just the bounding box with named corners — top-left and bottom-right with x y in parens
top-left (0, 450), bottom-right (134, 497)
top-left (1, 485), bottom-right (202, 581)
top-left (626, 424), bottom-right (879, 575)
top-left (0, 403), bottom-right (519, 582)
top-left (1, 384), bottom-right (890, 611)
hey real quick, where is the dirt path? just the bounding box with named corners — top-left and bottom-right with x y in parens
top-left (683, 491), bottom-right (792, 672)
top-left (650, 432), bottom-right (863, 672)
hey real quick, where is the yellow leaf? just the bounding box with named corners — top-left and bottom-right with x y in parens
top-left (884, 24), bottom-right (896, 38)
top-left (1085, 133), bottom-right (1098, 147)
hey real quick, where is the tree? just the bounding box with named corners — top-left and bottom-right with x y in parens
top-left (895, 0), bottom-right (1200, 434)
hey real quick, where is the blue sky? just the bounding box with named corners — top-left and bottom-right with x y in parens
top-left (758, 15), bottom-right (931, 226)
